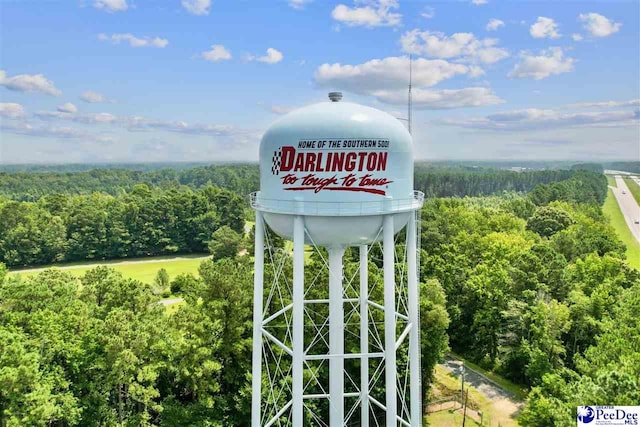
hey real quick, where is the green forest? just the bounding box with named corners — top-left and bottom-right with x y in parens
top-left (0, 164), bottom-right (638, 426)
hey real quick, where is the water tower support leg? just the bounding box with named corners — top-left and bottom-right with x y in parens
top-left (292, 216), bottom-right (305, 427)
top-left (329, 246), bottom-right (345, 427)
top-left (360, 244), bottom-right (369, 427)
top-left (383, 215), bottom-right (397, 426)
top-left (251, 211), bottom-right (264, 427)
top-left (407, 212), bottom-right (422, 427)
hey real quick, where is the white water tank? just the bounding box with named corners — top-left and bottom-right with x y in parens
top-left (251, 93), bottom-right (422, 246)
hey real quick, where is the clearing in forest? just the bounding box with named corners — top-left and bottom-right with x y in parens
top-left (427, 363), bottom-right (522, 427)
top-left (7, 254), bottom-right (208, 283)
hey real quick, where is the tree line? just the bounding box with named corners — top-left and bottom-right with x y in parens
top-left (0, 164), bottom-right (259, 202)
top-left (0, 167), bottom-right (605, 269)
top-left (0, 163), bottom-right (595, 202)
top-left (0, 184), bottom-right (245, 267)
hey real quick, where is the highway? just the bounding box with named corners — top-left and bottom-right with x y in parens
top-left (611, 176), bottom-right (640, 243)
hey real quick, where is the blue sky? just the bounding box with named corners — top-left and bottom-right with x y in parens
top-left (0, 0), bottom-right (638, 164)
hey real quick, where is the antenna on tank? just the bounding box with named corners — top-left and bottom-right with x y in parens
top-left (408, 54), bottom-right (413, 135)
top-left (396, 55), bottom-right (414, 134)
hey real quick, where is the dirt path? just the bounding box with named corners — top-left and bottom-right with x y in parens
top-left (440, 356), bottom-right (523, 426)
top-left (11, 255), bottom-right (211, 274)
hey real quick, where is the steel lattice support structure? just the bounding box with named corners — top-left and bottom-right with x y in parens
top-left (251, 209), bottom-right (422, 427)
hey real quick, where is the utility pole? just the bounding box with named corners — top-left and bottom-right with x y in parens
top-left (462, 389), bottom-right (469, 427)
top-left (460, 361), bottom-right (465, 407)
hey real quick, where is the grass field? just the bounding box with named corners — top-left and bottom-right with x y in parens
top-left (8, 254), bottom-right (208, 283)
top-left (427, 410), bottom-right (481, 426)
top-left (603, 189), bottom-right (640, 270)
top-left (607, 175), bottom-right (617, 187)
top-left (623, 177), bottom-right (640, 205)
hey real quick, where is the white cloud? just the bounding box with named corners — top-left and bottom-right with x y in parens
top-left (421, 6), bottom-right (435, 19)
top-left (400, 30), bottom-right (509, 64)
top-left (471, 0), bottom-right (487, 5)
top-left (571, 33), bottom-right (584, 41)
top-left (77, 113), bottom-right (118, 124)
top-left (0, 121), bottom-right (92, 139)
top-left (98, 33), bottom-right (169, 48)
top-left (0, 70), bottom-right (62, 96)
top-left (530, 17), bottom-right (561, 39)
top-left (332, 0), bottom-right (401, 28)
top-left (314, 57), bottom-right (501, 110)
top-left (315, 56), bottom-right (472, 93)
top-left (80, 91), bottom-right (109, 103)
top-left (289, 0), bottom-right (312, 9)
top-left (124, 116), bottom-right (240, 136)
top-left (248, 48), bottom-right (284, 64)
top-left (569, 99), bottom-right (640, 109)
top-left (467, 65), bottom-right (485, 78)
top-left (579, 13), bottom-right (622, 37)
top-left (181, 0), bottom-right (211, 15)
top-left (375, 87), bottom-right (504, 109)
top-left (486, 19), bottom-right (504, 31)
top-left (0, 102), bottom-right (26, 119)
top-left (200, 45), bottom-right (232, 62)
top-left (93, 0), bottom-right (128, 13)
top-left (57, 102), bottom-right (78, 113)
top-left (35, 110), bottom-right (118, 124)
top-left (30, 107), bottom-right (248, 138)
top-left (271, 105), bottom-right (295, 114)
top-left (509, 47), bottom-right (575, 80)
top-left (435, 108), bottom-right (638, 131)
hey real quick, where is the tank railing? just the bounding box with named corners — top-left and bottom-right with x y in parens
top-left (249, 191), bottom-right (424, 216)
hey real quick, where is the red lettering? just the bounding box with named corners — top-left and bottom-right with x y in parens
top-left (357, 152), bottom-right (368, 170)
top-left (331, 152), bottom-right (345, 171)
top-left (366, 153), bottom-right (377, 170)
top-left (316, 153), bottom-right (324, 172)
top-left (300, 174), bottom-right (338, 193)
top-left (305, 153), bottom-right (316, 172)
top-left (294, 153), bottom-right (305, 171)
top-left (359, 174), bottom-right (393, 187)
top-left (345, 152), bottom-right (357, 171)
top-left (377, 152), bottom-right (387, 171)
top-left (281, 174), bottom-right (298, 184)
top-left (278, 147), bottom-right (388, 174)
top-left (280, 146), bottom-right (295, 172)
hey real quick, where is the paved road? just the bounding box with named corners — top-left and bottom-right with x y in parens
top-left (605, 170), bottom-right (639, 177)
top-left (439, 355), bottom-right (522, 426)
top-left (441, 356), bottom-right (515, 400)
top-left (611, 176), bottom-right (640, 243)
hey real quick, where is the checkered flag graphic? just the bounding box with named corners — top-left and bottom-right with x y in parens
top-left (271, 148), bottom-right (282, 175)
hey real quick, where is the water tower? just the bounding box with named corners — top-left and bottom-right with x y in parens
top-left (250, 92), bottom-right (424, 426)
